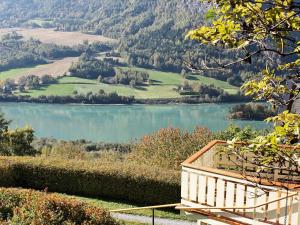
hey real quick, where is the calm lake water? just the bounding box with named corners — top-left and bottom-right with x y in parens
top-left (0, 103), bottom-right (269, 143)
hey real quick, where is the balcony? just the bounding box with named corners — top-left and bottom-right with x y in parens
top-left (178, 141), bottom-right (300, 225)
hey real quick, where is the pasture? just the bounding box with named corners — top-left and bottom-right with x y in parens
top-left (26, 18), bottom-right (54, 26)
top-left (0, 28), bottom-right (117, 46)
top-left (0, 67), bottom-right (34, 81)
top-left (0, 57), bottom-right (78, 81)
top-left (23, 67), bottom-right (239, 99)
top-left (127, 67), bottom-right (238, 94)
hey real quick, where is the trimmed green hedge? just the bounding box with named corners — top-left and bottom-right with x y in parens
top-left (0, 157), bottom-right (180, 205)
top-left (0, 187), bottom-right (119, 225)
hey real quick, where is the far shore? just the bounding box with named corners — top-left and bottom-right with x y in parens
top-left (0, 95), bottom-right (251, 105)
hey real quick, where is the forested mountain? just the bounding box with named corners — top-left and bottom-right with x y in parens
top-left (0, 0), bottom-right (265, 85)
top-left (0, 0), bottom-right (205, 34)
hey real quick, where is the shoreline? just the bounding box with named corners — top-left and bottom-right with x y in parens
top-left (0, 95), bottom-right (251, 105)
top-left (0, 101), bottom-right (250, 107)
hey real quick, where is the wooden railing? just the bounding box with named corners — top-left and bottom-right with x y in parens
top-left (184, 140), bottom-right (300, 185)
top-left (181, 166), bottom-right (300, 225)
top-left (180, 141), bottom-right (300, 225)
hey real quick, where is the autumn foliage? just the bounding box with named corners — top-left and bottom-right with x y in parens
top-left (0, 157), bottom-right (180, 205)
top-left (0, 188), bottom-right (119, 225)
top-left (128, 127), bottom-right (213, 169)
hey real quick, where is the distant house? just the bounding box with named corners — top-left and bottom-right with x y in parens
top-left (2, 85), bottom-right (12, 94)
top-left (178, 141), bottom-right (300, 225)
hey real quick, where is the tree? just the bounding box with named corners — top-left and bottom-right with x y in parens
top-left (128, 127), bottom-right (213, 170)
top-left (181, 69), bottom-right (188, 78)
top-left (97, 75), bottom-right (103, 83)
top-left (187, 0), bottom-right (300, 183)
top-left (7, 127), bottom-right (36, 156)
top-left (69, 54), bottom-right (115, 79)
top-left (129, 80), bottom-right (136, 88)
top-left (40, 75), bottom-right (57, 85)
top-left (0, 113), bottom-right (36, 156)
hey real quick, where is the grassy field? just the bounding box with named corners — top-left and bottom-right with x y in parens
top-left (22, 67), bottom-right (238, 99)
top-left (0, 28), bottom-right (117, 46)
top-left (122, 221), bottom-right (149, 225)
top-left (128, 67), bottom-right (238, 94)
top-left (69, 195), bottom-right (190, 221)
top-left (0, 58), bottom-right (78, 82)
top-left (26, 18), bottom-right (54, 26)
top-left (0, 67), bottom-right (35, 81)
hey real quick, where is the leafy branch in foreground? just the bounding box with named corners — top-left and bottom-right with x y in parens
top-left (187, 0), bottom-right (300, 182)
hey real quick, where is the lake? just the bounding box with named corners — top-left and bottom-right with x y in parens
top-left (0, 103), bottom-right (269, 143)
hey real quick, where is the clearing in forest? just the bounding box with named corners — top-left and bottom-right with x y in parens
top-left (0, 28), bottom-right (117, 46)
top-left (0, 57), bottom-right (79, 81)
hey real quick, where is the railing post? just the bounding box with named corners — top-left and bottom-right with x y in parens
top-left (152, 209), bottom-right (155, 225)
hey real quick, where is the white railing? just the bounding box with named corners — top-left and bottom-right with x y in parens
top-left (181, 165), bottom-right (300, 225)
top-left (191, 141), bottom-right (300, 183)
top-left (178, 142), bottom-right (300, 225)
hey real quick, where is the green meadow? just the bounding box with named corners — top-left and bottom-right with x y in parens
top-left (26, 18), bottom-right (54, 26)
top-left (21, 67), bottom-right (238, 99)
top-left (0, 67), bottom-right (34, 81)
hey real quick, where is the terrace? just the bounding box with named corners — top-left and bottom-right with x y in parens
top-left (178, 140), bottom-right (300, 225)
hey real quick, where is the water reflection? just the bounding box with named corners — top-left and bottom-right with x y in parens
top-left (0, 103), bottom-right (268, 143)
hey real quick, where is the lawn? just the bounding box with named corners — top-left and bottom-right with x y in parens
top-left (22, 67), bottom-right (239, 99)
top-left (123, 67), bottom-right (238, 94)
top-left (67, 195), bottom-right (191, 221)
top-left (0, 67), bottom-right (34, 81)
top-left (22, 77), bottom-right (95, 97)
top-left (122, 221), bottom-right (149, 225)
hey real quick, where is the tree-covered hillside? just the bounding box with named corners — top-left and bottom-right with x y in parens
top-left (0, 0), bottom-right (265, 85)
top-left (0, 0), bottom-right (205, 35)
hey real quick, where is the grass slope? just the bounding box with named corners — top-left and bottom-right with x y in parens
top-left (69, 195), bottom-right (190, 221)
top-left (0, 67), bottom-right (34, 81)
top-left (23, 67), bottom-right (238, 99)
top-left (26, 18), bottom-right (54, 26)
top-left (123, 221), bottom-right (149, 225)
top-left (0, 58), bottom-right (78, 82)
top-left (21, 77), bottom-right (92, 97)
top-left (0, 28), bottom-right (117, 47)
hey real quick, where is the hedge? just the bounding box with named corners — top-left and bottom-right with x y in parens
top-left (0, 157), bottom-right (181, 205)
top-left (0, 187), bottom-right (119, 225)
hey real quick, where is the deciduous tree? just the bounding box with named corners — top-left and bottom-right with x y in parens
top-left (187, 0), bottom-right (300, 181)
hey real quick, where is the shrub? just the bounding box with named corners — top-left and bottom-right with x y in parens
top-left (0, 188), bottom-right (119, 225)
top-left (40, 143), bottom-right (126, 162)
top-left (228, 103), bottom-right (276, 121)
top-left (34, 138), bottom-right (132, 156)
top-left (213, 124), bottom-right (266, 141)
top-left (0, 157), bottom-right (180, 205)
top-left (128, 126), bottom-right (213, 170)
top-left (40, 141), bottom-right (85, 160)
